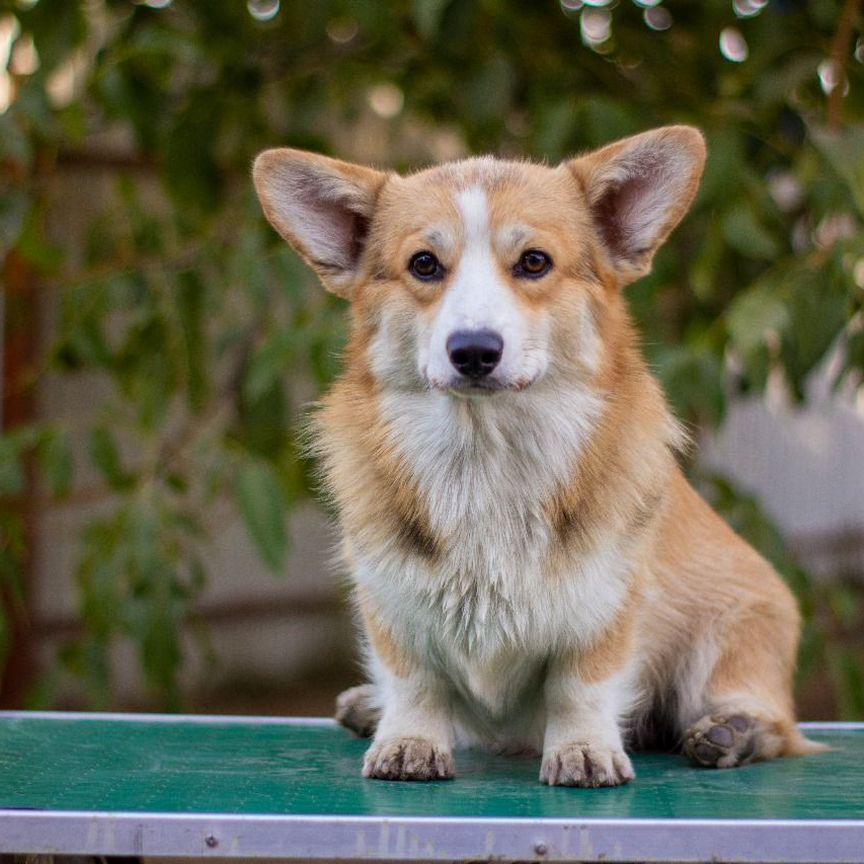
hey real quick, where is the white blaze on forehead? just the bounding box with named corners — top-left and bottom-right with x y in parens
top-left (436, 186), bottom-right (516, 332)
top-left (457, 186), bottom-right (492, 245)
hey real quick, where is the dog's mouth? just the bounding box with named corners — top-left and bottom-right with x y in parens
top-left (446, 380), bottom-right (502, 399)
top-left (432, 376), bottom-right (538, 398)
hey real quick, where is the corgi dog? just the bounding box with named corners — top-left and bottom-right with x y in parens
top-left (252, 126), bottom-right (821, 786)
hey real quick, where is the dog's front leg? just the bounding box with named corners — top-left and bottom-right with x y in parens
top-left (540, 654), bottom-right (635, 787)
top-left (362, 667), bottom-right (454, 781)
top-left (359, 600), bottom-right (454, 781)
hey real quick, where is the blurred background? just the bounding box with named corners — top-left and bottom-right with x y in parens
top-left (0, 0), bottom-right (862, 720)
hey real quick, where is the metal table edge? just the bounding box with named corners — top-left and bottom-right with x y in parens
top-left (0, 711), bottom-right (860, 729)
top-left (0, 710), bottom-right (338, 726)
top-left (0, 711), bottom-right (864, 732)
top-left (2, 809), bottom-right (864, 861)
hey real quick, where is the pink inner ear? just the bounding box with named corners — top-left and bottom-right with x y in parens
top-left (592, 157), bottom-right (672, 265)
top-left (292, 183), bottom-right (369, 273)
top-left (257, 155), bottom-right (377, 280)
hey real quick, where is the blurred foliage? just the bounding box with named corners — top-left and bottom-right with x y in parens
top-left (0, 0), bottom-right (862, 711)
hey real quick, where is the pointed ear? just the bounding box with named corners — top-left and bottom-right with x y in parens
top-left (252, 148), bottom-right (389, 298)
top-left (566, 126), bottom-right (706, 286)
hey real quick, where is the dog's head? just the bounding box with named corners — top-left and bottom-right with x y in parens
top-left (253, 127), bottom-right (705, 397)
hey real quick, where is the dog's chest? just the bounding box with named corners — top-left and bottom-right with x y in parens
top-left (367, 389), bottom-right (626, 658)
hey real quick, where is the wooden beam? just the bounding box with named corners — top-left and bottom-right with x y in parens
top-left (0, 247), bottom-right (38, 708)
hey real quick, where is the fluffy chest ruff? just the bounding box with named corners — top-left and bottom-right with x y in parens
top-left (323, 378), bottom-right (646, 727)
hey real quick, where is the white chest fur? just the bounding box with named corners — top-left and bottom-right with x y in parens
top-left (355, 385), bottom-right (632, 718)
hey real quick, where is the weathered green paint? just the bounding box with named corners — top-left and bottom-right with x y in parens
top-left (0, 717), bottom-right (859, 820)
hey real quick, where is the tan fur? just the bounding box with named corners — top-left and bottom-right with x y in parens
top-left (569, 578), bottom-right (643, 685)
top-left (253, 126), bottom-right (819, 784)
top-left (357, 589), bottom-right (415, 679)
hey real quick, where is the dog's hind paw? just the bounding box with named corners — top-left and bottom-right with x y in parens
top-left (335, 684), bottom-right (380, 738)
top-left (540, 743), bottom-right (635, 787)
top-left (363, 736), bottom-right (454, 781)
top-left (683, 713), bottom-right (759, 768)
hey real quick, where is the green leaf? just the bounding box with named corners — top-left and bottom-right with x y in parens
top-left (0, 429), bottom-right (38, 497)
top-left (16, 204), bottom-right (65, 274)
top-left (727, 286), bottom-right (789, 357)
top-left (654, 345), bottom-right (726, 428)
top-left (0, 113), bottom-right (32, 166)
top-left (810, 124), bottom-right (864, 219)
top-left (782, 267), bottom-right (849, 393)
top-left (244, 329), bottom-right (296, 403)
top-left (88, 427), bottom-right (134, 491)
top-left (720, 205), bottom-right (780, 261)
top-left (163, 92), bottom-right (222, 217)
top-left (412, 0), bottom-right (454, 38)
top-left (128, 503), bottom-right (160, 581)
top-left (38, 428), bottom-right (74, 498)
top-left (828, 646), bottom-right (864, 719)
top-left (465, 54), bottom-right (514, 124)
top-left (175, 270), bottom-right (209, 413)
top-left (0, 439), bottom-right (25, 498)
top-left (583, 98), bottom-right (640, 148)
top-left (236, 376), bottom-right (287, 459)
top-left (0, 189), bottom-right (30, 258)
top-left (236, 460), bottom-right (287, 573)
top-left (535, 100), bottom-right (578, 162)
top-left (18, 0), bottom-right (87, 72)
top-left (700, 129), bottom-right (749, 203)
top-left (839, 328), bottom-right (864, 386)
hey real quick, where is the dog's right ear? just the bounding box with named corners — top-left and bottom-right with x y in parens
top-left (565, 126), bottom-right (706, 287)
top-left (253, 149), bottom-right (389, 298)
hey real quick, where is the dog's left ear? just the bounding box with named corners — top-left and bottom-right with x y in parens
top-left (253, 148), bottom-right (389, 298)
top-left (566, 126), bottom-right (706, 286)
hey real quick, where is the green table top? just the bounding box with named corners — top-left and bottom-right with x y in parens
top-left (0, 713), bottom-right (860, 820)
top-left (1, 712), bottom-right (863, 861)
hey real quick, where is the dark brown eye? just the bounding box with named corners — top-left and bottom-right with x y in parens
top-left (515, 249), bottom-right (553, 279)
top-left (409, 251), bottom-right (444, 281)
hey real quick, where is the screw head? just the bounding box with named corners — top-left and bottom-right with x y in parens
top-left (205, 834), bottom-right (219, 848)
top-left (534, 841), bottom-right (548, 856)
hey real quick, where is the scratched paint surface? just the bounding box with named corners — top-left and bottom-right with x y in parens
top-left (0, 717), bottom-right (859, 818)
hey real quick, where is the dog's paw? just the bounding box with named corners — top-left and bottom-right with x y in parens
top-left (335, 684), bottom-right (380, 738)
top-left (362, 736), bottom-right (454, 781)
top-left (540, 742), bottom-right (635, 787)
top-left (682, 713), bottom-right (759, 768)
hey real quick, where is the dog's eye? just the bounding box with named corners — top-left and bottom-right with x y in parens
top-left (514, 250), bottom-right (553, 279)
top-left (409, 251), bottom-right (444, 281)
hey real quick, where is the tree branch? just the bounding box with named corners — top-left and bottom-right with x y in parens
top-left (828, 0), bottom-right (863, 129)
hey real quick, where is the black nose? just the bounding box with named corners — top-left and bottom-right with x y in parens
top-left (446, 330), bottom-right (504, 379)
